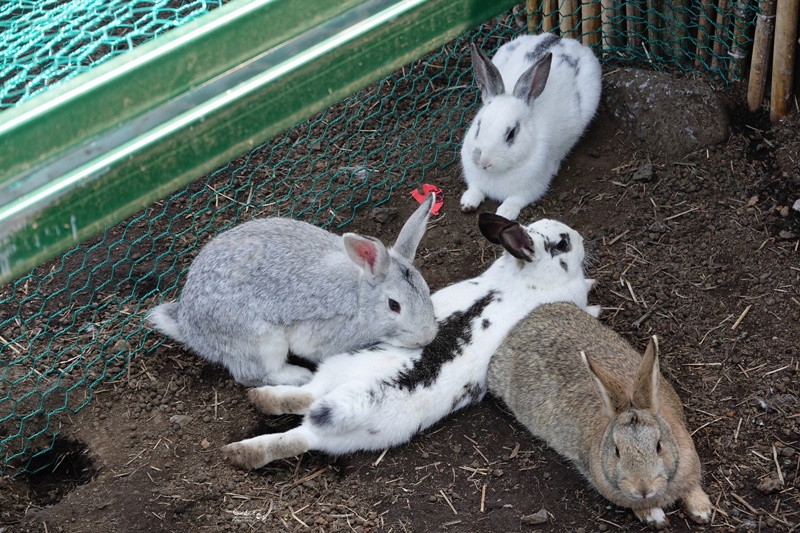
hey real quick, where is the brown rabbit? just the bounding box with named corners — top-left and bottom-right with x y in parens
top-left (487, 302), bottom-right (712, 527)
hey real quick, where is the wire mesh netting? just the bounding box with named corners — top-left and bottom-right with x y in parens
top-left (1, 1), bottom-right (758, 474)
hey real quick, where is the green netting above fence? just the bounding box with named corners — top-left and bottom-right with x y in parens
top-left (1, 1), bottom-right (759, 474)
top-left (0, 0), bottom-right (227, 110)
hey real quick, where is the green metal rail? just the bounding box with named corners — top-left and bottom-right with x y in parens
top-left (0, 0), bottom-right (517, 286)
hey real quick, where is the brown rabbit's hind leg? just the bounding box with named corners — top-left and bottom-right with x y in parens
top-left (248, 386), bottom-right (314, 415)
top-left (683, 486), bottom-right (713, 524)
top-left (632, 506), bottom-right (668, 528)
top-left (222, 431), bottom-right (309, 470)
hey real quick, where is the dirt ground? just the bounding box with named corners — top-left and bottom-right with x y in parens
top-left (1, 68), bottom-right (799, 532)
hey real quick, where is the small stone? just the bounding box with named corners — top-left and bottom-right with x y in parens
top-left (632, 163), bottom-right (653, 182)
top-left (756, 477), bottom-right (782, 494)
top-left (793, 199), bottom-right (800, 212)
top-left (201, 438), bottom-right (211, 449)
top-left (203, 414), bottom-right (213, 423)
top-left (779, 206), bottom-right (790, 217)
top-left (169, 414), bottom-right (193, 429)
top-left (521, 509), bottom-right (548, 525)
top-left (492, 468), bottom-right (504, 477)
top-left (371, 207), bottom-right (398, 224)
top-left (747, 195), bottom-right (759, 207)
top-left (778, 230), bottom-right (796, 240)
top-left (598, 524), bottom-right (609, 532)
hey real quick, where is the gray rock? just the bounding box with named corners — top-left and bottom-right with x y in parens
top-left (792, 199), bottom-right (800, 213)
top-left (632, 163), bottom-right (654, 182)
top-left (604, 69), bottom-right (730, 158)
top-left (169, 414), bottom-right (193, 429)
top-left (521, 509), bottom-right (549, 525)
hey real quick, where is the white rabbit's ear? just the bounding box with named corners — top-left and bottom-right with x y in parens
top-left (632, 336), bottom-right (660, 413)
top-left (479, 213), bottom-right (535, 261)
top-left (393, 192), bottom-right (435, 260)
top-left (343, 234), bottom-right (390, 284)
top-left (471, 43), bottom-right (505, 102)
top-left (513, 52), bottom-right (553, 105)
top-left (581, 351), bottom-right (630, 419)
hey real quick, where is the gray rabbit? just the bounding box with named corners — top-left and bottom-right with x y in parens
top-left (148, 193), bottom-right (438, 387)
top-left (488, 302), bottom-right (712, 527)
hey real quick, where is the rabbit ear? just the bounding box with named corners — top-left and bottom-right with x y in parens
top-left (632, 336), bottom-right (661, 413)
top-left (393, 192), bottom-right (435, 260)
top-left (478, 213), bottom-right (535, 261)
top-left (471, 43), bottom-right (505, 102)
top-left (581, 351), bottom-right (631, 419)
top-left (343, 234), bottom-right (390, 284)
top-left (513, 52), bottom-right (553, 105)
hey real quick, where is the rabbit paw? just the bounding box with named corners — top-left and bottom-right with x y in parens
top-left (222, 433), bottom-right (309, 470)
top-left (684, 487), bottom-right (713, 524)
top-left (496, 199), bottom-right (524, 221)
top-left (270, 364), bottom-right (314, 386)
top-left (633, 507), bottom-right (667, 528)
top-left (460, 188), bottom-right (485, 213)
top-left (222, 440), bottom-right (270, 470)
top-left (248, 386), bottom-right (314, 415)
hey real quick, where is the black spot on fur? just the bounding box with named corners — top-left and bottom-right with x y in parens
top-left (482, 318), bottom-right (491, 329)
top-left (309, 403), bottom-right (334, 427)
top-left (475, 120), bottom-right (481, 138)
top-left (559, 53), bottom-right (579, 76)
top-left (505, 41), bottom-right (521, 53)
top-left (525, 34), bottom-right (561, 64)
top-left (390, 292), bottom-right (497, 391)
top-left (544, 233), bottom-right (572, 257)
top-left (560, 259), bottom-right (568, 272)
top-left (468, 281), bottom-right (479, 286)
top-left (451, 382), bottom-right (486, 411)
top-left (365, 345), bottom-right (386, 352)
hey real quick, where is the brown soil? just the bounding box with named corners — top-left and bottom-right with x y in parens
top-left (1, 84), bottom-right (799, 532)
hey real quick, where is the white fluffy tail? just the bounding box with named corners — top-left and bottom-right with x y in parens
top-left (147, 302), bottom-right (185, 343)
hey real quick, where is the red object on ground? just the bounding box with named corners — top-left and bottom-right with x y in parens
top-left (410, 184), bottom-right (444, 215)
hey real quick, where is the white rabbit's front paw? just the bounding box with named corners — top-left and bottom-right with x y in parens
top-left (496, 198), bottom-right (525, 221)
top-left (460, 188), bottom-right (485, 213)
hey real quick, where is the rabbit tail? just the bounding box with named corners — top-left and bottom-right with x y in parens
top-left (147, 302), bottom-right (185, 343)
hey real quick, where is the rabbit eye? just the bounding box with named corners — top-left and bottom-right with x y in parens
top-left (388, 299), bottom-right (401, 313)
top-left (615, 446), bottom-right (620, 458)
top-left (556, 239), bottom-right (569, 252)
top-left (505, 122), bottom-right (520, 144)
top-left (656, 441), bottom-right (662, 454)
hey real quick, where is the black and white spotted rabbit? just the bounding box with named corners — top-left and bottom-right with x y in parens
top-left (222, 214), bottom-right (600, 469)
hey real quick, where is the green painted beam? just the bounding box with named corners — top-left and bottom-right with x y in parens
top-left (0, 0), bottom-right (518, 285)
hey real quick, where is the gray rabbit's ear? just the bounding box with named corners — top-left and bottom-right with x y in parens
top-left (513, 52), bottom-right (552, 105)
top-left (393, 192), bottom-right (435, 261)
top-left (471, 43), bottom-right (505, 102)
top-left (632, 336), bottom-right (660, 413)
top-left (343, 234), bottom-right (390, 284)
top-left (581, 351), bottom-right (630, 419)
top-left (478, 213), bottom-right (534, 261)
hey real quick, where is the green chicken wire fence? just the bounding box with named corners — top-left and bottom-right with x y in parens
top-left (1, 0), bottom-right (757, 474)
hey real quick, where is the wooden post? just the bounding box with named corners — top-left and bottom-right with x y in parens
top-left (710, 0), bottom-right (730, 70)
top-left (728, 0), bottom-right (754, 82)
top-left (665, 0), bottom-right (691, 61)
top-left (601, 0), bottom-right (617, 52)
top-left (527, 0), bottom-right (543, 33)
top-left (542, 0), bottom-right (558, 33)
top-left (561, 0), bottom-right (579, 38)
top-left (646, 0), bottom-right (662, 59)
top-left (582, 0), bottom-right (602, 46)
top-left (770, 0), bottom-right (800, 121)
top-left (695, 0), bottom-right (716, 67)
top-left (626, 0), bottom-right (643, 49)
top-left (747, 0), bottom-right (777, 111)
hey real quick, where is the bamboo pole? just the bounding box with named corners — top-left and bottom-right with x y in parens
top-left (581, 0), bottom-right (602, 46)
top-left (542, 0), bottom-right (558, 33)
top-left (560, 0), bottom-right (579, 38)
top-left (527, 0), bottom-right (543, 33)
top-left (665, 0), bottom-right (691, 61)
top-left (646, 0), bottom-right (662, 59)
top-left (770, 0), bottom-right (800, 122)
top-left (601, 0), bottom-right (617, 52)
top-left (710, 0), bottom-right (730, 70)
top-left (728, 0), bottom-right (754, 82)
top-left (626, 0), bottom-right (643, 49)
top-left (747, 0), bottom-right (777, 111)
top-left (694, 0), bottom-right (716, 66)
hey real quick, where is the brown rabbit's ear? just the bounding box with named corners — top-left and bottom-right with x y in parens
top-left (581, 351), bottom-right (630, 418)
top-left (632, 336), bottom-right (661, 413)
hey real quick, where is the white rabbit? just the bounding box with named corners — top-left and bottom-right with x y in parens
top-left (222, 213), bottom-right (600, 469)
top-left (147, 193), bottom-right (438, 387)
top-left (460, 33), bottom-right (602, 220)
top-left (488, 302), bottom-right (713, 527)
